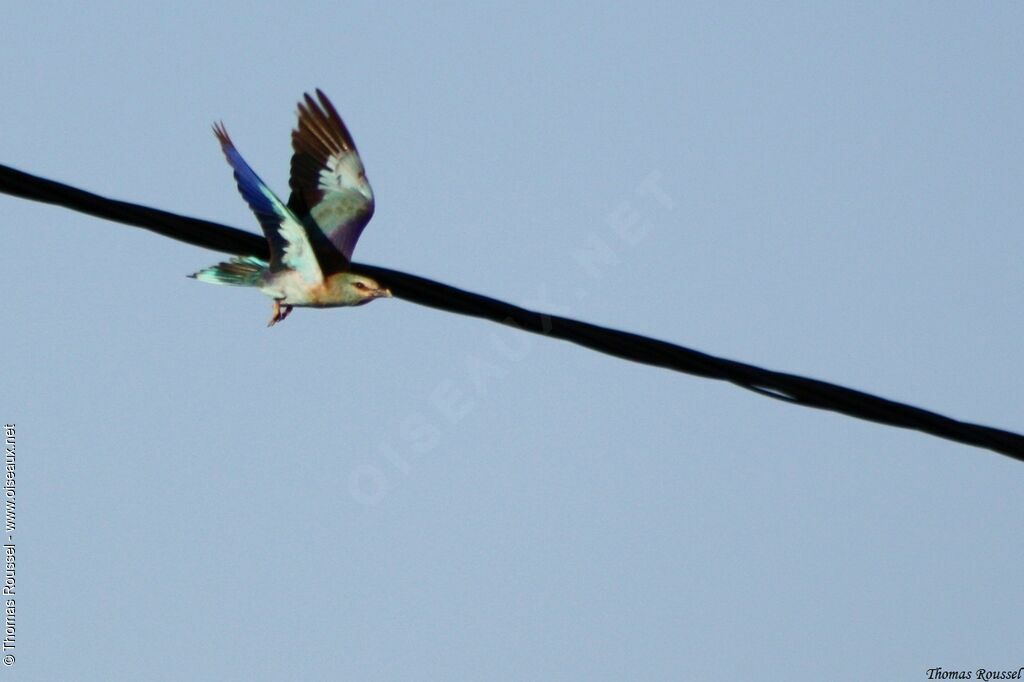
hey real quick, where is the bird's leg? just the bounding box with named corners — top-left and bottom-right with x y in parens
top-left (267, 300), bottom-right (281, 327)
top-left (268, 299), bottom-right (288, 327)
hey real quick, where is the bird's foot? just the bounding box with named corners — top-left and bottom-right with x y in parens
top-left (267, 301), bottom-right (294, 327)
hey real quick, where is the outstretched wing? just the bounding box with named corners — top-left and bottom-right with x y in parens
top-left (287, 89), bottom-right (375, 268)
top-left (213, 123), bottom-right (323, 283)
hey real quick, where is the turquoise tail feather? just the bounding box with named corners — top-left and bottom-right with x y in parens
top-left (190, 256), bottom-right (268, 287)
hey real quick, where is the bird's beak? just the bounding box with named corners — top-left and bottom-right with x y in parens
top-left (377, 288), bottom-right (393, 298)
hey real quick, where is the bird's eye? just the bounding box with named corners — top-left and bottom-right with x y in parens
top-left (354, 281), bottom-right (367, 290)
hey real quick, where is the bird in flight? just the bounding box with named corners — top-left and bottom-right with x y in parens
top-left (193, 90), bottom-right (391, 325)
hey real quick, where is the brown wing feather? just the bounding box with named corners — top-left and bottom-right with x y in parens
top-left (286, 90), bottom-right (375, 268)
top-left (288, 90), bottom-right (359, 215)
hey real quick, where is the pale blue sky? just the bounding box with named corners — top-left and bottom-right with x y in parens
top-left (2, 3), bottom-right (1023, 680)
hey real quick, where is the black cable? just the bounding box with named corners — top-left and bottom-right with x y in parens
top-left (2, 162), bottom-right (1022, 462)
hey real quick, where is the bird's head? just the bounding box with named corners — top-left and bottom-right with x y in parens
top-left (337, 272), bottom-right (392, 305)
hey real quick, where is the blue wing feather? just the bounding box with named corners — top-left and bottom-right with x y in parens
top-left (220, 139), bottom-right (279, 233)
top-left (213, 123), bottom-right (323, 283)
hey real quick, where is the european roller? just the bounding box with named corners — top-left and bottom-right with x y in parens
top-left (192, 90), bottom-right (391, 325)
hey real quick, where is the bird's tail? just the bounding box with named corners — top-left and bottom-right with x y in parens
top-left (190, 256), bottom-right (268, 287)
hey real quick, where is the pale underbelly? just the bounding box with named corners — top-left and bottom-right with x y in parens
top-left (258, 271), bottom-right (346, 308)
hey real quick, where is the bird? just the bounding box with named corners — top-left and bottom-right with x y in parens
top-left (192, 90), bottom-right (391, 325)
